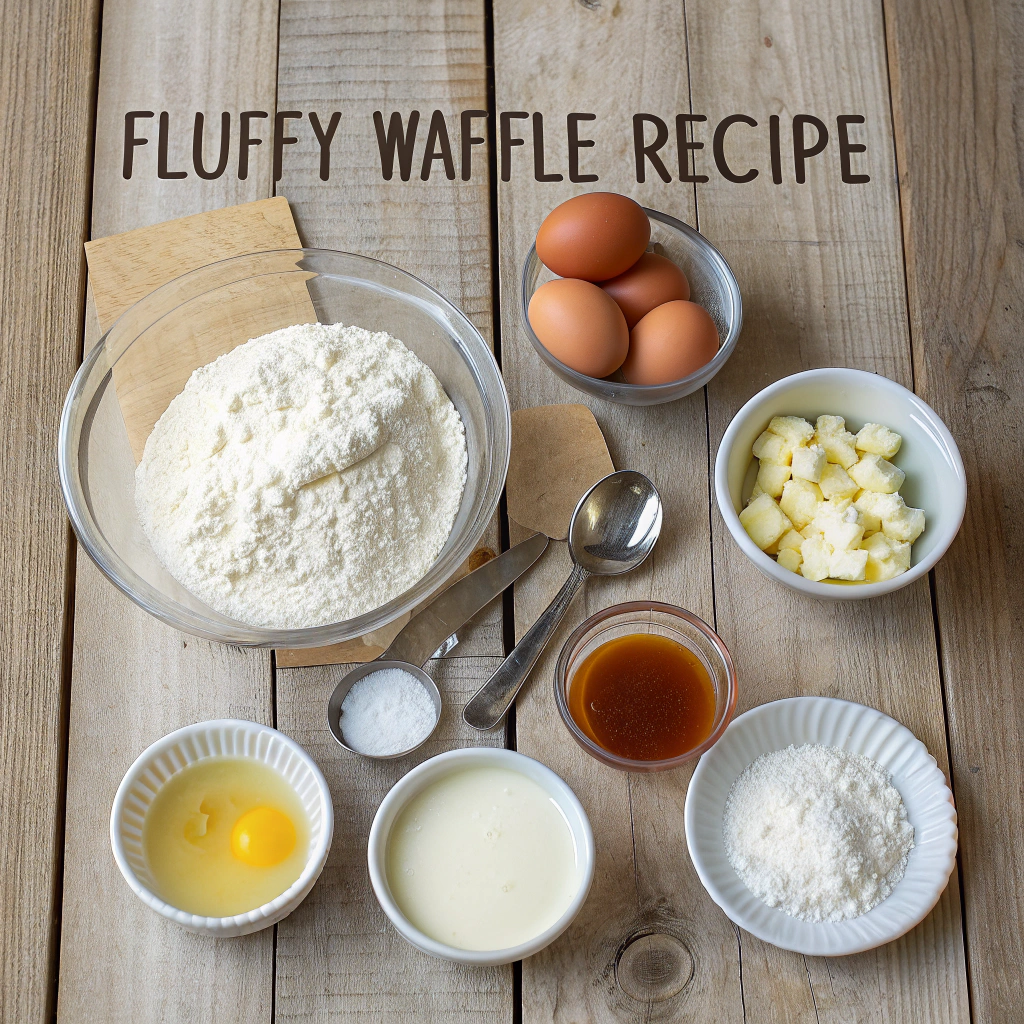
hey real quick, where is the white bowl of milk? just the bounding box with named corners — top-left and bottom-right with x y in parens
top-left (367, 747), bottom-right (595, 966)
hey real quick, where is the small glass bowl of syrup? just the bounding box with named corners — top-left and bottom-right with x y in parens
top-left (554, 602), bottom-right (737, 772)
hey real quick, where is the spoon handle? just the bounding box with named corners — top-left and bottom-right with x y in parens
top-left (464, 563), bottom-right (590, 731)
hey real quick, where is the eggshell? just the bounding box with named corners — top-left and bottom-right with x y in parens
top-left (600, 252), bottom-right (691, 329)
top-left (621, 299), bottom-right (720, 385)
top-left (535, 193), bottom-right (651, 281)
top-left (528, 278), bottom-right (629, 378)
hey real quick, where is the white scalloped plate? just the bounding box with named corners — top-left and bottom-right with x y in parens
top-left (685, 697), bottom-right (957, 955)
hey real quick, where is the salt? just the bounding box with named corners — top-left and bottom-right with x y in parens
top-left (340, 668), bottom-right (437, 756)
top-left (723, 743), bottom-right (915, 923)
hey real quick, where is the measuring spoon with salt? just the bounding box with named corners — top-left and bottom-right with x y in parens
top-left (327, 532), bottom-right (549, 757)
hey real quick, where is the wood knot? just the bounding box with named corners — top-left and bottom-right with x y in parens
top-left (614, 931), bottom-right (693, 1002)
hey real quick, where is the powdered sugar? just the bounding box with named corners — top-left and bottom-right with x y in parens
top-left (135, 322), bottom-right (467, 629)
top-left (340, 668), bottom-right (438, 755)
top-left (723, 743), bottom-right (915, 922)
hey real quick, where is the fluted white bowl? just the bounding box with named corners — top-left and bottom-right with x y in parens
top-left (111, 719), bottom-right (334, 936)
top-left (685, 697), bottom-right (957, 955)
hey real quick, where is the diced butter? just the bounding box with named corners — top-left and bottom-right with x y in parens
top-left (823, 518), bottom-right (865, 552)
top-left (752, 430), bottom-right (793, 466)
top-left (757, 460), bottom-right (792, 498)
top-left (768, 415), bottom-right (815, 446)
top-left (778, 529), bottom-right (805, 553)
top-left (739, 493), bottom-right (793, 550)
top-left (816, 429), bottom-right (859, 469)
top-left (856, 422), bottom-right (902, 459)
top-left (828, 546), bottom-right (868, 581)
top-left (779, 478), bottom-right (824, 529)
top-left (777, 547), bottom-right (803, 573)
top-left (800, 537), bottom-right (830, 581)
top-left (819, 463), bottom-right (859, 500)
top-left (882, 504), bottom-right (926, 544)
top-left (791, 444), bottom-right (826, 483)
top-left (849, 453), bottom-right (906, 494)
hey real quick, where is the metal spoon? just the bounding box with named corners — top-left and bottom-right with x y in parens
top-left (463, 470), bottom-right (663, 731)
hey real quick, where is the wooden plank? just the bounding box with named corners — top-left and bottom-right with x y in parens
top-left (275, 658), bottom-right (510, 1023)
top-left (0, 0), bottom-right (100, 1020)
top-left (490, 4), bottom-right (745, 1022)
top-left (689, 0), bottom-right (970, 1019)
top-left (884, 0), bottom-right (1024, 1019)
top-left (272, 1), bottom-right (510, 1020)
top-left (56, 1), bottom-right (281, 1021)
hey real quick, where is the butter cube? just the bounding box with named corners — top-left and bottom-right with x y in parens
top-left (882, 504), bottom-right (926, 544)
top-left (800, 524), bottom-right (820, 541)
top-left (800, 536), bottom-right (831, 581)
top-left (768, 415), bottom-right (815, 446)
top-left (757, 460), bottom-right (792, 498)
top-left (849, 453), bottom-right (906, 493)
top-left (752, 430), bottom-right (793, 466)
top-left (828, 546), bottom-right (868, 581)
top-left (854, 490), bottom-right (904, 521)
top-left (823, 518), bottom-right (865, 552)
top-left (778, 529), bottom-right (805, 553)
top-left (819, 463), bottom-right (859, 500)
top-left (856, 422), bottom-right (902, 459)
top-left (811, 425), bottom-right (860, 468)
top-left (862, 532), bottom-right (896, 581)
top-left (739, 493), bottom-right (793, 550)
top-left (777, 547), bottom-right (803, 573)
top-left (779, 478), bottom-right (824, 529)
top-left (815, 415), bottom-right (847, 435)
top-left (791, 444), bottom-right (826, 483)
top-left (890, 539), bottom-right (912, 572)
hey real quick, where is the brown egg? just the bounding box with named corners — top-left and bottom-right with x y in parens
top-left (528, 278), bottom-right (629, 378)
top-left (535, 193), bottom-right (651, 281)
top-left (622, 300), bottom-right (720, 385)
top-left (600, 253), bottom-right (691, 329)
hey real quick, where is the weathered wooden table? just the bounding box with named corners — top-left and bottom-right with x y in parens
top-left (3, 0), bottom-right (1022, 1021)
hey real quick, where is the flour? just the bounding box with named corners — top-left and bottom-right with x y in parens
top-left (723, 744), bottom-right (915, 922)
top-left (135, 322), bottom-right (468, 629)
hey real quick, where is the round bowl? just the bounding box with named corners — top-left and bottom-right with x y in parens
top-left (326, 660), bottom-right (441, 760)
top-left (685, 697), bottom-right (958, 955)
top-left (367, 747), bottom-right (595, 966)
top-left (554, 601), bottom-right (738, 772)
top-left (110, 718), bottom-right (334, 937)
top-left (714, 367), bottom-right (966, 600)
top-left (521, 207), bottom-right (742, 405)
top-left (59, 248), bottom-right (510, 646)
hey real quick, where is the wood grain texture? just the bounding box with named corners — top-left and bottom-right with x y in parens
top-left (491, 2), bottom-right (740, 1021)
top-left (0, 0), bottom-right (100, 1020)
top-left (273, 2), bottom-right (510, 1020)
top-left (56, 0), bottom-right (281, 1021)
top-left (274, 659), bottom-right (511, 1024)
top-left (689, 0), bottom-right (970, 1018)
top-left (884, 0), bottom-right (1024, 1019)
top-left (276, 0), bottom-right (501, 663)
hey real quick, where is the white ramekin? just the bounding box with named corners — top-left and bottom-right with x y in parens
top-left (714, 367), bottom-right (966, 600)
top-left (110, 719), bottom-right (334, 936)
top-left (685, 696), bottom-right (958, 955)
top-left (367, 747), bottom-right (595, 966)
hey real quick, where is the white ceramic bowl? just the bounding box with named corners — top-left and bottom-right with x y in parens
top-left (685, 697), bottom-right (958, 955)
top-left (714, 368), bottom-right (966, 599)
top-left (367, 747), bottom-right (595, 966)
top-left (111, 719), bottom-right (334, 936)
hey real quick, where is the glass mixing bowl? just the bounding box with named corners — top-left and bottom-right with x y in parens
top-left (554, 601), bottom-right (738, 772)
top-left (521, 207), bottom-right (742, 405)
top-left (59, 249), bottom-right (510, 648)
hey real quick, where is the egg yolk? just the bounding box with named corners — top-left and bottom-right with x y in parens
top-left (230, 806), bottom-right (297, 867)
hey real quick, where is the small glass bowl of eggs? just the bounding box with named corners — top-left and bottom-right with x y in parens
top-left (521, 194), bottom-right (742, 405)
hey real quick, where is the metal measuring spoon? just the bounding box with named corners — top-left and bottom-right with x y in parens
top-left (328, 532), bottom-right (549, 757)
top-left (463, 470), bottom-right (663, 731)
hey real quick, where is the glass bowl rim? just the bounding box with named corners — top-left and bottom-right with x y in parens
top-left (553, 599), bottom-right (739, 771)
top-left (58, 247), bottom-right (511, 648)
top-left (520, 206), bottom-right (743, 393)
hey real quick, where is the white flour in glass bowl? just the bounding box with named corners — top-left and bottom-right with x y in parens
top-left (134, 322), bottom-right (468, 629)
